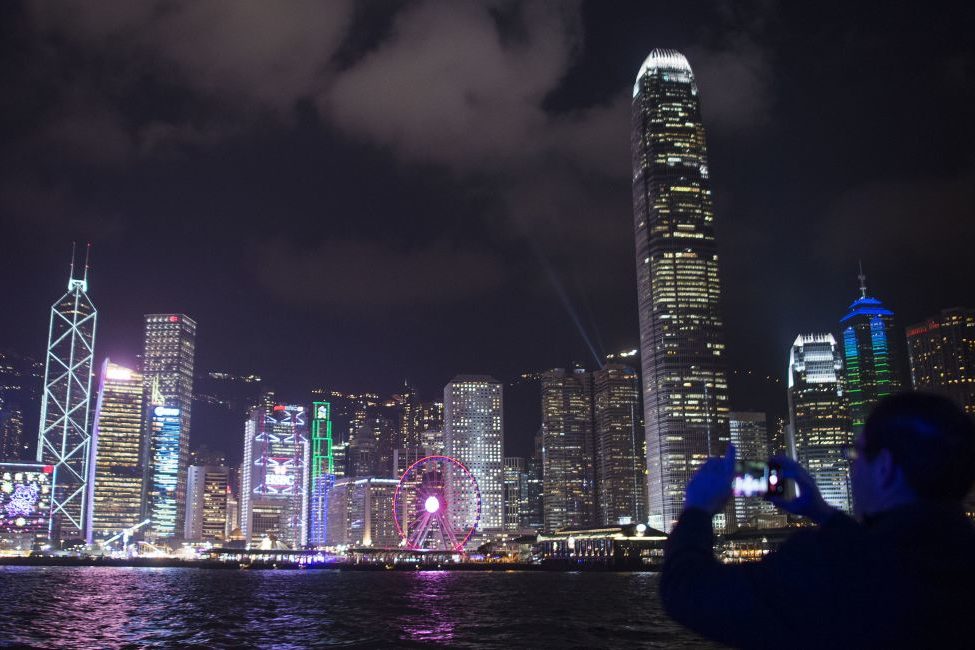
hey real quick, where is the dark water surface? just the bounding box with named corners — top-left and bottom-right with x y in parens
top-left (0, 567), bottom-right (719, 648)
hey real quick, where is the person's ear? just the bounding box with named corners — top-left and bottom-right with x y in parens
top-left (874, 448), bottom-right (898, 489)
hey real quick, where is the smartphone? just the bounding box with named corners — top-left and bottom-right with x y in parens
top-left (732, 460), bottom-right (785, 497)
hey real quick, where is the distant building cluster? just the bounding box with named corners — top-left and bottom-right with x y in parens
top-left (2, 48), bottom-right (974, 556)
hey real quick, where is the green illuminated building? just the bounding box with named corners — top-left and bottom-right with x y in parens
top-left (308, 401), bottom-right (334, 545)
top-left (840, 269), bottom-right (904, 435)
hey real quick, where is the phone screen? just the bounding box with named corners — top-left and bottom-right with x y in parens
top-left (732, 460), bottom-right (785, 497)
top-left (733, 460), bottom-right (771, 497)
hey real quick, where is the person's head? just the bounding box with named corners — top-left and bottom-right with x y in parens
top-left (851, 391), bottom-right (975, 518)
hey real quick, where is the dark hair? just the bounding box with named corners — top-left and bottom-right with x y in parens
top-left (863, 392), bottom-right (975, 501)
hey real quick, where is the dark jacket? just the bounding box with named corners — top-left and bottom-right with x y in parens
top-left (660, 502), bottom-right (975, 649)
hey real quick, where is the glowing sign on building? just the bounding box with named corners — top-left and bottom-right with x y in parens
top-left (149, 406), bottom-right (181, 537)
top-left (0, 464), bottom-right (52, 535)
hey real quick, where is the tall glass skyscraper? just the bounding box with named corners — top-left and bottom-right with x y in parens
top-left (593, 364), bottom-right (646, 526)
top-left (241, 405), bottom-right (309, 548)
top-left (632, 49), bottom-right (730, 531)
top-left (444, 376), bottom-right (503, 534)
top-left (37, 248), bottom-right (97, 542)
top-left (147, 404), bottom-right (181, 537)
top-left (840, 271), bottom-right (903, 434)
top-left (142, 314), bottom-right (196, 538)
top-left (88, 360), bottom-right (145, 543)
top-left (787, 334), bottom-right (853, 513)
top-left (540, 368), bottom-right (595, 531)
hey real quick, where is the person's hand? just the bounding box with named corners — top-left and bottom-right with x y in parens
top-left (768, 455), bottom-right (839, 525)
top-left (684, 444), bottom-right (736, 515)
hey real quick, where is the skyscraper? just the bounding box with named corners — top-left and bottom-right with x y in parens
top-left (787, 334), bottom-right (854, 513)
top-left (541, 368), bottom-right (595, 531)
top-left (0, 352), bottom-right (42, 463)
top-left (840, 270), bottom-right (903, 434)
top-left (142, 314), bottom-right (196, 538)
top-left (147, 403), bottom-right (181, 537)
top-left (308, 401), bottom-right (335, 546)
top-left (37, 247), bottom-right (97, 542)
top-left (444, 375), bottom-right (503, 533)
top-left (906, 308), bottom-right (975, 415)
top-left (241, 405), bottom-right (309, 548)
top-left (503, 456), bottom-right (527, 532)
top-left (593, 364), bottom-right (646, 526)
top-left (632, 49), bottom-right (730, 532)
top-left (88, 360), bottom-right (145, 543)
top-left (184, 465), bottom-right (229, 542)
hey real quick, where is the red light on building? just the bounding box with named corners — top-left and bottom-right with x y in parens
top-left (43, 465), bottom-right (54, 474)
top-left (907, 321), bottom-right (939, 337)
top-left (168, 315), bottom-right (180, 323)
top-left (273, 405), bottom-right (286, 412)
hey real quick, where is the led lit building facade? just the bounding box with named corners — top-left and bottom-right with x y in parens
top-left (0, 462), bottom-right (52, 551)
top-left (184, 465), bottom-right (229, 542)
top-left (324, 476), bottom-right (399, 547)
top-left (88, 360), bottom-right (145, 543)
top-left (241, 405), bottom-right (309, 548)
top-left (147, 405), bottom-right (181, 537)
top-left (632, 49), bottom-right (730, 532)
top-left (308, 401), bottom-right (335, 546)
top-left (37, 250), bottom-right (97, 542)
top-left (541, 369), bottom-right (595, 531)
top-left (906, 308), bottom-right (975, 415)
top-left (840, 272), bottom-right (903, 434)
top-left (444, 376), bottom-right (503, 532)
top-left (593, 364), bottom-right (646, 526)
top-left (142, 314), bottom-right (196, 538)
top-left (787, 334), bottom-right (853, 513)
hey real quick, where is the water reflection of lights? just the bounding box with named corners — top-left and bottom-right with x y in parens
top-left (400, 572), bottom-right (457, 644)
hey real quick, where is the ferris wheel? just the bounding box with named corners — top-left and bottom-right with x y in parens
top-left (393, 455), bottom-right (481, 552)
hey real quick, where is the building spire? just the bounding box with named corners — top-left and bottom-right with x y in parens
top-left (83, 242), bottom-right (91, 283)
top-left (858, 260), bottom-right (868, 299)
top-left (68, 241), bottom-right (77, 286)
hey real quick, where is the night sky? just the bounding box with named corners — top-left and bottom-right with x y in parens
top-left (2, 1), bottom-right (974, 459)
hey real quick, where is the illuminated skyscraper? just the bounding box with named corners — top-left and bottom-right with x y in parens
top-left (840, 269), bottom-right (904, 434)
top-left (503, 457), bottom-right (528, 532)
top-left (88, 360), bottom-right (145, 543)
top-left (444, 375), bottom-right (503, 533)
top-left (906, 308), bottom-right (975, 415)
top-left (787, 334), bottom-right (853, 512)
top-left (37, 246), bottom-right (97, 542)
top-left (142, 314), bottom-right (196, 538)
top-left (241, 405), bottom-right (309, 548)
top-left (632, 49), bottom-right (730, 532)
top-left (593, 364), bottom-right (646, 526)
top-left (308, 401), bottom-right (335, 546)
top-left (324, 476), bottom-right (399, 547)
top-left (541, 368), bottom-right (594, 531)
top-left (147, 403), bottom-right (181, 537)
top-left (0, 352), bottom-right (42, 463)
top-left (185, 465), bottom-right (229, 542)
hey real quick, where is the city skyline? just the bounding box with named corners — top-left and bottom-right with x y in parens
top-left (2, 4), bottom-right (972, 466)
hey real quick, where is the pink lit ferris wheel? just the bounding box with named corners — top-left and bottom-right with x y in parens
top-left (393, 455), bottom-right (481, 552)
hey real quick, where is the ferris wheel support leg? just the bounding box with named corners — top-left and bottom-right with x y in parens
top-left (436, 512), bottom-right (461, 550)
top-left (409, 511), bottom-right (434, 549)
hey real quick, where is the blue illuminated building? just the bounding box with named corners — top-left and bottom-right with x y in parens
top-left (839, 268), bottom-right (904, 434)
top-left (148, 405), bottom-right (181, 538)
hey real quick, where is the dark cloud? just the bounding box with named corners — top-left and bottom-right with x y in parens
top-left (257, 238), bottom-right (508, 308)
top-left (816, 167), bottom-right (975, 269)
